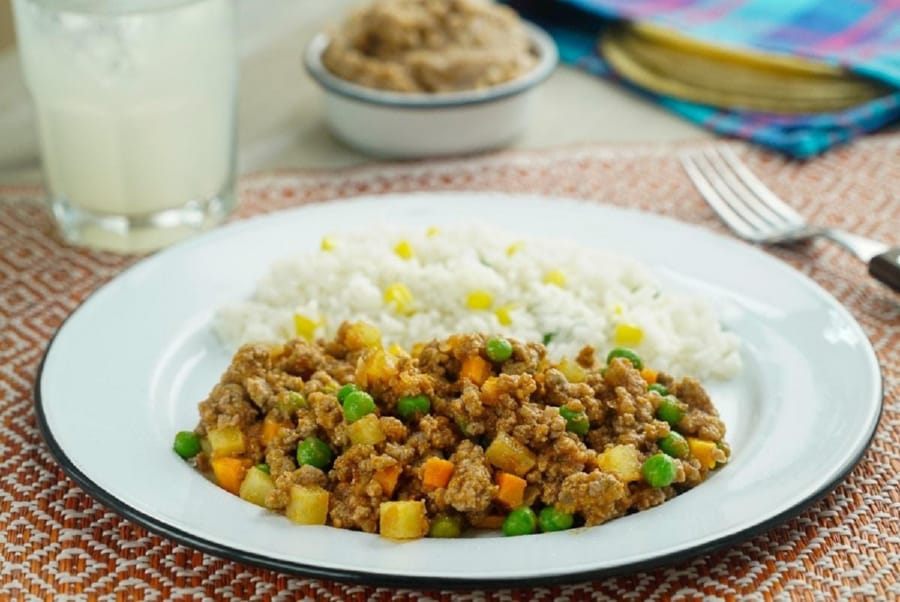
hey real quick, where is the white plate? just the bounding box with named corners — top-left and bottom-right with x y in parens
top-left (37, 193), bottom-right (882, 587)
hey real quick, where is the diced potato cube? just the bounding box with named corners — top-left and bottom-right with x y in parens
top-left (379, 501), bottom-right (428, 540)
top-left (557, 357), bottom-right (586, 383)
top-left (348, 414), bottom-right (386, 446)
top-left (687, 437), bottom-right (718, 469)
top-left (485, 432), bottom-right (536, 476)
top-left (239, 466), bottom-right (275, 507)
top-left (286, 485), bottom-right (330, 525)
top-left (596, 444), bottom-right (642, 482)
top-left (344, 321), bottom-right (382, 350)
top-left (355, 349), bottom-right (397, 389)
top-left (207, 425), bottom-right (245, 456)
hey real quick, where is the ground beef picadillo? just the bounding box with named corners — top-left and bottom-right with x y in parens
top-left (321, 0), bottom-right (539, 93)
top-left (187, 321), bottom-right (729, 538)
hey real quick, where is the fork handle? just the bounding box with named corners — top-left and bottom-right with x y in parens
top-left (869, 248), bottom-right (900, 293)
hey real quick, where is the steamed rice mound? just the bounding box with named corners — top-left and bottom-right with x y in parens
top-left (214, 224), bottom-right (741, 381)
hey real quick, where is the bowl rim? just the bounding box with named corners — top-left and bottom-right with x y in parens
top-left (303, 21), bottom-right (559, 110)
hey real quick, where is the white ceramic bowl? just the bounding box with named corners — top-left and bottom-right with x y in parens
top-left (304, 23), bottom-right (558, 158)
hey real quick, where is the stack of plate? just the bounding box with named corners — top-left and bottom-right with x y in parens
top-left (600, 23), bottom-right (890, 113)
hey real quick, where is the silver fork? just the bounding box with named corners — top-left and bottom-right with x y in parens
top-left (681, 146), bottom-right (900, 292)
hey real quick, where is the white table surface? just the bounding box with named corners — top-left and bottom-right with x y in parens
top-left (0, 0), bottom-right (710, 187)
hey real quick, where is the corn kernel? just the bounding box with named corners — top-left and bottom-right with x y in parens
top-left (394, 240), bottom-right (414, 260)
top-left (426, 226), bottom-right (440, 237)
top-left (614, 323), bottom-right (644, 346)
top-left (506, 241), bottom-right (525, 256)
top-left (320, 236), bottom-right (336, 251)
top-left (388, 342), bottom-right (408, 357)
top-left (495, 304), bottom-right (515, 326)
top-left (466, 290), bottom-right (493, 310)
top-left (293, 313), bottom-right (319, 340)
top-left (543, 269), bottom-right (566, 287)
top-left (384, 283), bottom-right (414, 314)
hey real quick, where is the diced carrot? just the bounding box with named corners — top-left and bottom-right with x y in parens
top-left (480, 376), bottom-right (503, 405)
top-left (261, 415), bottom-right (286, 446)
top-left (469, 514), bottom-right (506, 529)
top-left (641, 367), bottom-right (658, 385)
top-left (494, 471), bottom-right (527, 509)
top-left (211, 457), bottom-right (248, 495)
top-left (374, 465), bottom-right (402, 498)
top-left (422, 457), bottom-right (455, 489)
top-left (460, 355), bottom-right (491, 386)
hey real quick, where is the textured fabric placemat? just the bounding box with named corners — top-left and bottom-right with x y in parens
top-left (1, 136), bottom-right (898, 600)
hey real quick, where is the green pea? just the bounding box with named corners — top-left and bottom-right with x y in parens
top-left (559, 406), bottom-right (590, 436)
top-left (428, 513), bottom-right (463, 538)
top-left (647, 383), bottom-right (669, 396)
top-left (454, 415), bottom-right (470, 437)
top-left (342, 390), bottom-right (376, 423)
top-left (658, 432), bottom-right (689, 459)
top-left (656, 395), bottom-right (685, 427)
top-left (485, 337), bottom-right (513, 362)
top-left (296, 436), bottom-right (332, 469)
top-left (538, 506), bottom-right (574, 532)
top-left (279, 391), bottom-right (307, 415)
top-left (337, 383), bottom-right (358, 404)
top-left (606, 347), bottom-right (643, 370)
top-left (397, 394), bottom-right (431, 420)
top-left (255, 463), bottom-right (271, 474)
top-left (502, 506), bottom-right (537, 536)
top-left (173, 431), bottom-right (201, 459)
top-left (642, 453), bottom-right (677, 488)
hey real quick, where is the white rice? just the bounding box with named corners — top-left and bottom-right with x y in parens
top-left (214, 223), bottom-right (741, 380)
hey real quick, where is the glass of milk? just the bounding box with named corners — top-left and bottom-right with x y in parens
top-left (12, 0), bottom-right (237, 253)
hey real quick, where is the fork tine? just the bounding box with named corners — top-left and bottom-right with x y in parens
top-left (700, 148), bottom-right (790, 229)
top-left (681, 152), bottom-right (767, 239)
top-left (717, 147), bottom-right (806, 226)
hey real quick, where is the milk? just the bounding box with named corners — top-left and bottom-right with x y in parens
top-left (13, 0), bottom-right (236, 219)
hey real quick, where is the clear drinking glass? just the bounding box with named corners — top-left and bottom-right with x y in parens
top-left (12, 0), bottom-right (238, 253)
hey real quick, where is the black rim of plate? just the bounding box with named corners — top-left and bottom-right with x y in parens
top-left (31, 201), bottom-right (884, 589)
top-left (303, 22), bottom-right (559, 110)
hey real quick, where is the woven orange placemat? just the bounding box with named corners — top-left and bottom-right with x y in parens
top-left (1, 137), bottom-right (897, 600)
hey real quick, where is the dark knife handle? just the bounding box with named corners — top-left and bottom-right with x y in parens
top-left (868, 247), bottom-right (900, 293)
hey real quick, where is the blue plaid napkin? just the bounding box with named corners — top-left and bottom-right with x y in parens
top-left (512, 0), bottom-right (900, 158)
